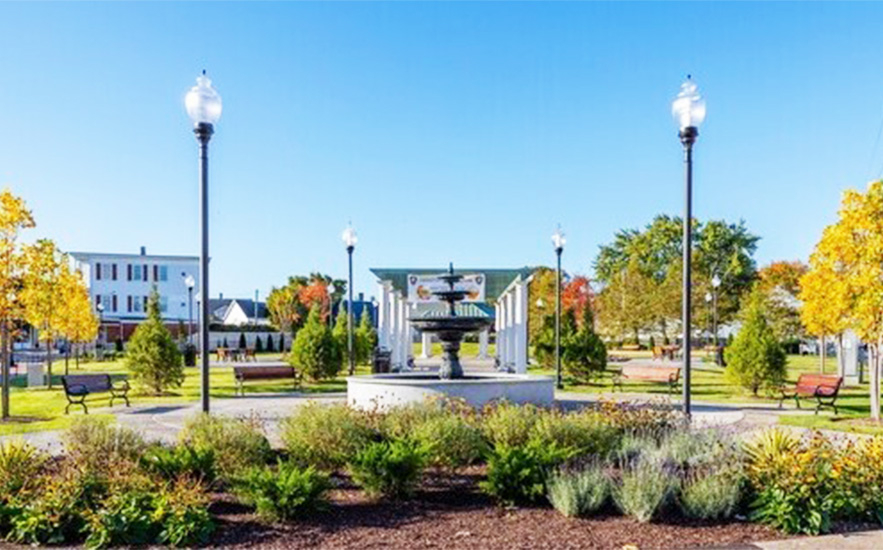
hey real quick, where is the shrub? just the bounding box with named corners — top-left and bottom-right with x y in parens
top-left (9, 467), bottom-right (91, 545)
top-left (746, 432), bottom-right (835, 535)
top-left (266, 334), bottom-right (275, 352)
top-left (178, 414), bottom-right (271, 480)
top-left (679, 469), bottom-right (743, 520)
top-left (563, 307), bottom-right (607, 384)
top-left (547, 463), bottom-right (609, 517)
top-left (613, 457), bottom-right (675, 522)
top-left (238, 332), bottom-right (247, 349)
top-left (481, 401), bottom-right (542, 448)
top-left (289, 305), bottom-right (342, 381)
top-left (255, 335), bottom-right (264, 353)
top-left (595, 398), bottom-right (681, 435)
top-left (84, 475), bottom-right (157, 549)
top-left (480, 441), bottom-right (571, 506)
top-left (531, 409), bottom-right (619, 458)
top-left (125, 289), bottom-right (184, 394)
top-left (0, 440), bottom-right (47, 495)
top-left (235, 461), bottom-right (330, 521)
top-left (62, 417), bottom-right (146, 473)
top-left (724, 289), bottom-right (787, 396)
top-left (281, 402), bottom-right (374, 471)
top-left (832, 437), bottom-right (883, 521)
top-left (411, 412), bottom-right (486, 470)
top-left (140, 444), bottom-right (217, 484)
top-left (348, 440), bottom-right (424, 499)
top-left (153, 477), bottom-right (214, 547)
top-left (355, 310), bottom-right (378, 365)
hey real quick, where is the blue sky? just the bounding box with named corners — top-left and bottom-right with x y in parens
top-left (1, 2), bottom-right (882, 300)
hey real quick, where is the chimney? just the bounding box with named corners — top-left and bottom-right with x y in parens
top-left (219, 292), bottom-right (224, 300)
top-left (140, 246), bottom-right (146, 256)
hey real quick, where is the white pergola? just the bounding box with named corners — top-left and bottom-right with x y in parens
top-left (494, 274), bottom-right (530, 373)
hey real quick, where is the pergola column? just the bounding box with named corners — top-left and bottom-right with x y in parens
top-left (389, 291), bottom-right (401, 367)
top-left (505, 292), bottom-right (515, 369)
top-left (514, 278), bottom-right (528, 373)
top-left (377, 281), bottom-right (391, 350)
top-left (421, 332), bottom-right (433, 358)
top-left (478, 329), bottom-right (489, 360)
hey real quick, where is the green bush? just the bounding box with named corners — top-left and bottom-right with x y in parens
top-left (9, 468), bottom-right (91, 545)
top-left (679, 469), bottom-right (743, 520)
top-left (140, 444), bottom-right (216, 484)
top-left (547, 463), bottom-right (610, 517)
top-left (0, 440), bottom-right (47, 495)
top-left (355, 310), bottom-right (378, 365)
top-left (84, 477), bottom-right (157, 549)
top-left (281, 402), bottom-right (374, 471)
top-left (178, 414), bottom-right (271, 480)
top-left (531, 409), bottom-right (619, 458)
top-left (411, 412), bottom-right (486, 470)
top-left (348, 440), bottom-right (424, 499)
top-left (153, 478), bottom-right (214, 547)
top-left (613, 457), bottom-right (675, 522)
top-left (563, 307), bottom-right (607, 384)
top-left (481, 401), bottom-right (542, 448)
top-left (125, 289), bottom-right (184, 394)
top-left (62, 417), bottom-right (146, 473)
top-left (289, 305), bottom-right (342, 381)
top-left (480, 441), bottom-right (571, 506)
top-left (235, 461), bottom-right (330, 521)
top-left (724, 289), bottom-right (787, 396)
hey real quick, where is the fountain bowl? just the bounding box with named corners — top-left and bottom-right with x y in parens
top-left (346, 371), bottom-right (555, 411)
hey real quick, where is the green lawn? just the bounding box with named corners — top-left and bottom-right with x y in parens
top-left (535, 353), bottom-right (883, 435)
top-left (0, 353), bottom-right (367, 436)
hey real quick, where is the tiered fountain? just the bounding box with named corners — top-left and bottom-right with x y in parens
top-left (347, 263), bottom-right (554, 410)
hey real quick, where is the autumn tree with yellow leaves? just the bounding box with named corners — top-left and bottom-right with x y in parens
top-left (0, 190), bottom-right (35, 419)
top-left (801, 181), bottom-right (883, 420)
top-left (58, 267), bottom-right (98, 372)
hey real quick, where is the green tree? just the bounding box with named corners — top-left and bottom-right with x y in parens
top-left (563, 306), bottom-right (607, 384)
top-left (255, 335), bottom-right (264, 353)
top-left (266, 333), bottom-right (276, 352)
top-left (238, 332), bottom-right (247, 349)
top-left (332, 308), bottom-right (349, 363)
top-left (355, 310), bottom-right (378, 365)
top-left (724, 289), bottom-right (787, 396)
top-left (125, 289), bottom-right (184, 394)
top-left (289, 305), bottom-right (342, 381)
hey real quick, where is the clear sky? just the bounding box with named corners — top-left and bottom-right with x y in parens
top-left (1, 2), bottom-right (882, 300)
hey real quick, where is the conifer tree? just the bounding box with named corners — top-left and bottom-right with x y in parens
top-left (563, 306), bottom-right (607, 384)
top-left (290, 305), bottom-right (342, 381)
top-left (355, 310), bottom-right (378, 365)
top-left (125, 289), bottom-right (183, 394)
top-left (724, 289), bottom-right (786, 396)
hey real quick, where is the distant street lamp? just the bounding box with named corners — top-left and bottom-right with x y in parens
top-left (704, 292), bottom-right (712, 345)
top-left (672, 76), bottom-right (706, 417)
top-left (552, 226), bottom-right (566, 390)
top-left (96, 303), bottom-right (105, 356)
top-left (342, 224), bottom-right (358, 375)
top-left (185, 71), bottom-right (222, 414)
top-left (183, 274), bottom-right (195, 348)
top-left (711, 273), bottom-right (721, 363)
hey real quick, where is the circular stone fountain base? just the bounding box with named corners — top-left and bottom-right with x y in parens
top-left (346, 372), bottom-right (556, 411)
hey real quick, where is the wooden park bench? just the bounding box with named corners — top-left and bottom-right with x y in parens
top-left (61, 374), bottom-right (130, 414)
top-left (233, 365), bottom-right (300, 396)
top-left (612, 365), bottom-right (681, 395)
top-left (779, 374), bottom-right (843, 415)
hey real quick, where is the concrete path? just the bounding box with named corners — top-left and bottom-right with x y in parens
top-left (745, 529), bottom-right (883, 549)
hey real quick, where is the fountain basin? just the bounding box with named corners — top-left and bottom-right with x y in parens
top-left (347, 372), bottom-right (555, 411)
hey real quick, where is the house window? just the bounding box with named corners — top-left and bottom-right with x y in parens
top-left (112, 295), bottom-right (118, 312)
top-left (96, 263), bottom-right (102, 281)
top-left (133, 296), bottom-right (143, 313)
top-left (153, 265), bottom-right (158, 282)
top-left (127, 296), bottom-right (132, 313)
top-left (133, 265), bottom-right (142, 281)
top-left (159, 295), bottom-right (168, 313)
top-left (159, 265), bottom-right (168, 282)
top-left (112, 264), bottom-right (118, 281)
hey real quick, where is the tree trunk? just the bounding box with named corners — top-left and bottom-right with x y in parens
top-left (1, 321), bottom-right (8, 421)
top-left (836, 333), bottom-right (845, 379)
top-left (871, 342), bottom-right (881, 422)
top-left (46, 337), bottom-right (53, 389)
top-left (75, 345), bottom-right (80, 370)
top-left (820, 334), bottom-right (826, 374)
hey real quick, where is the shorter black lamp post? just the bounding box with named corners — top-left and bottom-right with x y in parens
top-left (96, 303), bottom-right (105, 359)
top-left (342, 224), bottom-right (358, 375)
top-left (184, 274), bottom-right (195, 348)
top-left (552, 226), bottom-right (566, 390)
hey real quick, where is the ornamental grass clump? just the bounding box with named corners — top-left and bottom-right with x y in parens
top-left (531, 408), bottom-right (620, 458)
top-left (234, 461), bottom-right (330, 521)
top-left (281, 402), bottom-right (374, 471)
top-left (0, 440), bottom-right (47, 495)
top-left (679, 468), bottom-right (743, 520)
top-left (348, 440), bottom-right (425, 500)
top-left (62, 416), bottom-right (147, 473)
top-left (480, 401), bottom-right (543, 448)
top-left (410, 411), bottom-right (486, 470)
top-left (547, 462), bottom-right (610, 517)
top-left (139, 444), bottom-right (217, 484)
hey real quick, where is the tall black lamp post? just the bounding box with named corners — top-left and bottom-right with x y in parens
top-left (671, 76), bottom-right (706, 418)
top-left (342, 224), bottom-right (358, 375)
top-left (552, 226), bottom-right (566, 390)
top-left (96, 303), bottom-right (105, 358)
top-left (185, 71), bottom-right (222, 414)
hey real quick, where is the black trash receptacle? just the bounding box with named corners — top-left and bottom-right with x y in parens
top-left (372, 349), bottom-right (392, 374)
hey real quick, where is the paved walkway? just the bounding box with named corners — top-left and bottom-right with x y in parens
top-left (746, 529), bottom-right (883, 549)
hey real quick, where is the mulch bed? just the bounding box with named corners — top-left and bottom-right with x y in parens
top-left (207, 467), bottom-right (786, 550)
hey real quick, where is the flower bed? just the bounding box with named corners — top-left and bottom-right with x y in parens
top-left (1, 401), bottom-right (881, 548)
